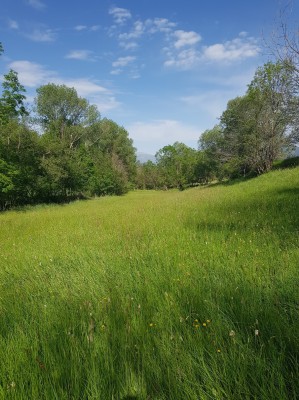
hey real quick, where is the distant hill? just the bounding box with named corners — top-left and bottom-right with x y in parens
top-left (136, 152), bottom-right (156, 164)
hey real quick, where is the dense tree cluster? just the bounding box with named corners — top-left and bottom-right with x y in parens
top-left (0, 44), bottom-right (136, 210)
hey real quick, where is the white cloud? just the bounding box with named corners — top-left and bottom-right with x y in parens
top-left (27, 0), bottom-right (46, 10)
top-left (164, 33), bottom-right (260, 70)
top-left (8, 19), bottom-right (19, 30)
top-left (163, 29), bottom-right (202, 69)
top-left (26, 28), bottom-right (57, 42)
top-left (65, 50), bottom-right (95, 61)
top-left (109, 6), bottom-right (131, 24)
top-left (63, 78), bottom-right (109, 97)
top-left (127, 119), bottom-right (201, 153)
top-left (173, 30), bottom-right (201, 48)
top-left (202, 35), bottom-right (260, 62)
top-left (8, 60), bottom-right (120, 113)
top-left (8, 60), bottom-right (57, 87)
top-left (112, 56), bottom-right (136, 68)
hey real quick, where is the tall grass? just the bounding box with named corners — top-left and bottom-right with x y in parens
top-left (0, 167), bottom-right (298, 399)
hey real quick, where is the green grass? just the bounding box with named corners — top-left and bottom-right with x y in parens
top-left (0, 167), bottom-right (298, 399)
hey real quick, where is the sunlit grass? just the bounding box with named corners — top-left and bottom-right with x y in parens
top-left (0, 167), bottom-right (298, 399)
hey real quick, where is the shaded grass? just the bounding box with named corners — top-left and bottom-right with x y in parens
top-left (0, 168), bottom-right (298, 399)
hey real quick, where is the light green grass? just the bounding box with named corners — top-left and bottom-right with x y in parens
top-left (0, 168), bottom-right (298, 399)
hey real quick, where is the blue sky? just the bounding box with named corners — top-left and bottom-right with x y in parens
top-left (1, 0), bottom-right (298, 154)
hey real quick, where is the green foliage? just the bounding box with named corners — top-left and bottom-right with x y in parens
top-left (198, 60), bottom-right (299, 178)
top-left (0, 69), bottom-right (28, 125)
top-left (35, 83), bottom-right (100, 140)
top-left (0, 167), bottom-right (298, 398)
top-left (0, 75), bottom-right (137, 208)
top-left (198, 125), bottom-right (227, 181)
top-left (135, 161), bottom-right (161, 189)
top-left (155, 142), bottom-right (198, 188)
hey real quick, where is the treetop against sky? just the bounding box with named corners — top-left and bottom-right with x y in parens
top-left (1, 0), bottom-right (298, 153)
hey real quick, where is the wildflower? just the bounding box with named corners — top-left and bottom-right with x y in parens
top-left (255, 329), bottom-right (259, 336)
top-left (206, 320), bottom-right (211, 323)
top-left (149, 323), bottom-right (154, 327)
top-left (217, 349), bottom-right (221, 353)
top-left (202, 322), bottom-right (207, 327)
top-left (229, 330), bottom-right (235, 337)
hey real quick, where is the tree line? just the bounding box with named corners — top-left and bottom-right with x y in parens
top-left (1, 23), bottom-right (299, 208)
top-left (137, 60), bottom-right (298, 190)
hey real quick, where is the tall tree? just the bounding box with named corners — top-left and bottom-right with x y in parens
top-left (0, 69), bottom-right (28, 125)
top-left (156, 142), bottom-right (198, 188)
top-left (198, 125), bottom-right (226, 181)
top-left (35, 83), bottom-right (100, 143)
top-left (220, 61), bottom-right (296, 175)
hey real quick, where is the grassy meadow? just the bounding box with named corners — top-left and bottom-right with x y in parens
top-left (0, 167), bottom-right (298, 399)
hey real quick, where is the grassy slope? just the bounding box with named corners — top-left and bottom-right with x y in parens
top-left (0, 167), bottom-right (298, 399)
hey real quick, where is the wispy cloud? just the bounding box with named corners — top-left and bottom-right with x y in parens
top-left (109, 6), bottom-right (131, 25)
top-left (111, 56), bottom-right (137, 76)
top-left (74, 24), bottom-right (100, 32)
top-left (26, 27), bottom-right (57, 42)
top-left (114, 17), bottom-right (177, 50)
top-left (112, 56), bottom-right (136, 68)
top-left (74, 25), bottom-right (87, 31)
top-left (181, 92), bottom-right (234, 120)
top-left (8, 60), bottom-right (120, 113)
top-left (90, 25), bottom-right (100, 32)
top-left (147, 18), bottom-right (177, 34)
top-left (65, 49), bottom-right (96, 61)
top-left (119, 21), bottom-right (145, 40)
top-left (164, 48), bottom-right (201, 69)
top-left (8, 19), bottom-right (19, 30)
top-left (27, 0), bottom-right (46, 10)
